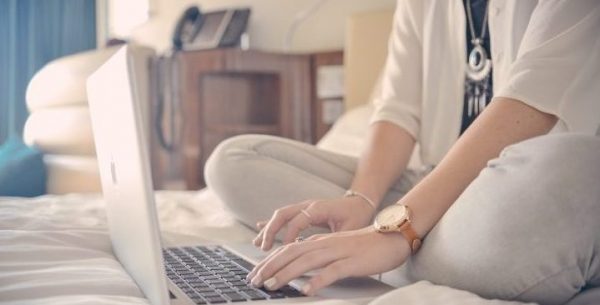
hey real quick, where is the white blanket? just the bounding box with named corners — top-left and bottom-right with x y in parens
top-left (0, 190), bottom-right (533, 305)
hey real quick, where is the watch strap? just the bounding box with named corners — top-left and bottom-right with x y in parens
top-left (399, 220), bottom-right (422, 253)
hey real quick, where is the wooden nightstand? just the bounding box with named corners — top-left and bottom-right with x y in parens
top-left (151, 49), bottom-right (317, 189)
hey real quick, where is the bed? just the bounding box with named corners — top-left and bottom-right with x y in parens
top-left (1, 187), bottom-right (539, 305)
top-left (6, 45), bottom-right (537, 304)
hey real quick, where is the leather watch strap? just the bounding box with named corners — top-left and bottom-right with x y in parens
top-left (399, 221), bottom-right (422, 253)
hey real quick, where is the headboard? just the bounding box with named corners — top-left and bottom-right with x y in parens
top-left (344, 9), bottom-right (394, 110)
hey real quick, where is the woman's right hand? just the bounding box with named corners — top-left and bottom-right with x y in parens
top-left (253, 196), bottom-right (376, 251)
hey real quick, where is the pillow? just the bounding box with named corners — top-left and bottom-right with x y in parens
top-left (0, 136), bottom-right (46, 197)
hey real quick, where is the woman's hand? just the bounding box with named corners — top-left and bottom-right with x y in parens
top-left (253, 196), bottom-right (376, 251)
top-left (247, 227), bottom-right (411, 296)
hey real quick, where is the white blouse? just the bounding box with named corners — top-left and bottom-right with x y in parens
top-left (371, 0), bottom-right (600, 166)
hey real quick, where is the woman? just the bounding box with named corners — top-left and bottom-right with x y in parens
top-left (205, 1), bottom-right (600, 303)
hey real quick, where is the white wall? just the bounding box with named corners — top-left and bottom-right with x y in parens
top-left (130, 0), bottom-right (396, 54)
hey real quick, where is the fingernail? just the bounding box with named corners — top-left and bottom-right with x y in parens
top-left (302, 284), bottom-right (312, 295)
top-left (263, 277), bottom-right (277, 290)
top-left (246, 270), bottom-right (254, 281)
top-left (251, 275), bottom-right (262, 287)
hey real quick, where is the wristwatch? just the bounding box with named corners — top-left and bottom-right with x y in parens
top-left (373, 204), bottom-right (422, 253)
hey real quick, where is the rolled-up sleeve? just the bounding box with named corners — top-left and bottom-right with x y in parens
top-left (370, 0), bottom-right (424, 139)
top-left (496, 0), bottom-right (600, 134)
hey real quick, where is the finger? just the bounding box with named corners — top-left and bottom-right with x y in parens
top-left (303, 258), bottom-right (355, 296)
top-left (304, 233), bottom-right (326, 241)
top-left (253, 227), bottom-right (265, 247)
top-left (282, 201), bottom-right (334, 244)
top-left (256, 220), bottom-right (268, 229)
top-left (261, 203), bottom-right (308, 251)
top-left (246, 245), bottom-right (286, 281)
top-left (249, 242), bottom-right (306, 285)
top-left (281, 212), bottom-right (312, 244)
top-left (251, 240), bottom-right (322, 287)
top-left (262, 248), bottom-right (340, 291)
top-left (253, 221), bottom-right (275, 247)
top-left (252, 232), bottom-right (324, 277)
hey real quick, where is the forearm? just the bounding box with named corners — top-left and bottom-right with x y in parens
top-left (350, 121), bottom-right (416, 207)
top-left (401, 98), bottom-right (558, 237)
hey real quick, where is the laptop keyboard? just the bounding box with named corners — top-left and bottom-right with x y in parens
top-left (163, 246), bottom-right (304, 304)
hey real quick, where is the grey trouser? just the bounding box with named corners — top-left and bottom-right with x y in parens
top-left (204, 133), bottom-right (600, 305)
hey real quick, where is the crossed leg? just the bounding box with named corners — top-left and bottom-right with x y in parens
top-left (407, 133), bottom-right (600, 304)
top-left (204, 134), bottom-right (419, 231)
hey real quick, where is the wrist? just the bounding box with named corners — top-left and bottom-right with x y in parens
top-left (375, 230), bottom-right (411, 256)
top-left (372, 204), bottom-right (422, 253)
top-left (344, 196), bottom-right (377, 217)
top-left (344, 189), bottom-right (378, 210)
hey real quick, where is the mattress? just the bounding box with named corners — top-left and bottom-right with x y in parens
top-left (0, 190), bottom-right (533, 305)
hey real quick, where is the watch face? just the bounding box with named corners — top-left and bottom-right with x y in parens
top-left (375, 205), bottom-right (408, 227)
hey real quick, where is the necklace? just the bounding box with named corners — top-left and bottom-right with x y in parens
top-left (465, 0), bottom-right (491, 81)
top-left (463, 0), bottom-right (492, 119)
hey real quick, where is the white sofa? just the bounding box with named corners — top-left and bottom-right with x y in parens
top-left (23, 45), bottom-right (155, 194)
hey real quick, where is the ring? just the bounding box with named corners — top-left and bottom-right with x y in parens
top-left (295, 236), bottom-right (305, 243)
top-left (300, 209), bottom-right (313, 222)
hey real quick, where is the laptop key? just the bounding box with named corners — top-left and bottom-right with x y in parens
top-left (279, 285), bottom-right (304, 297)
top-left (211, 283), bottom-right (230, 289)
top-left (223, 292), bottom-right (246, 302)
top-left (218, 287), bottom-right (236, 293)
top-left (264, 290), bottom-right (286, 299)
top-left (240, 289), bottom-right (268, 300)
top-left (195, 287), bottom-right (216, 293)
top-left (203, 296), bottom-right (227, 304)
top-left (232, 259), bottom-right (254, 271)
top-left (230, 281), bottom-right (249, 287)
top-left (201, 292), bottom-right (221, 298)
top-left (191, 283), bottom-right (210, 289)
top-left (191, 298), bottom-right (207, 305)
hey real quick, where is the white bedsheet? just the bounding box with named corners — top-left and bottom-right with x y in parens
top-left (0, 190), bottom-right (532, 305)
top-left (0, 190), bottom-right (254, 305)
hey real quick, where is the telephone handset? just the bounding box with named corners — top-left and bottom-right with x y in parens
top-left (172, 6), bottom-right (251, 51)
top-left (172, 7), bottom-right (203, 50)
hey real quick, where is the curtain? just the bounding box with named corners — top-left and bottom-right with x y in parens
top-left (0, 0), bottom-right (97, 144)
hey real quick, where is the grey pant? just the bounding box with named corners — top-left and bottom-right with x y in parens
top-left (205, 133), bottom-right (600, 304)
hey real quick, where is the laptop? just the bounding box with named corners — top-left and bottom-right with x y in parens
top-left (86, 45), bottom-right (392, 305)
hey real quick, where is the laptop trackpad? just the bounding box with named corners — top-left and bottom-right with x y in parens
top-left (225, 243), bottom-right (393, 299)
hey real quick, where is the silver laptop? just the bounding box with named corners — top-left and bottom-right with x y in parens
top-left (86, 45), bottom-right (392, 305)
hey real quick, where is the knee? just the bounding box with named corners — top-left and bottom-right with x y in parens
top-left (204, 134), bottom-right (272, 190)
top-left (484, 133), bottom-right (600, 207)
top-left (499, 133), bottom-right (600, 169)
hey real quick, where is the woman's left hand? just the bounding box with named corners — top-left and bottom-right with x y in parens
top-left (246, 227), bottom-right (411, 296)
